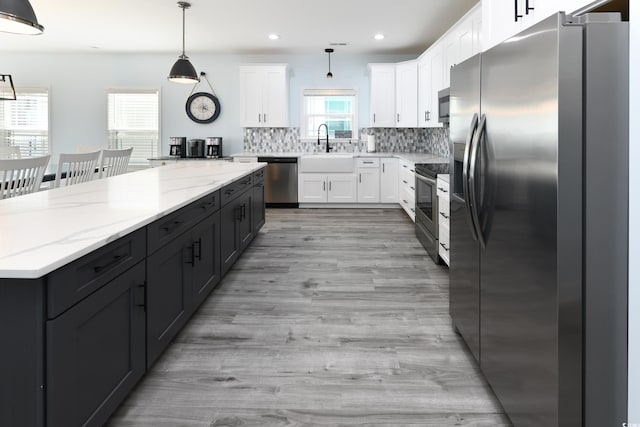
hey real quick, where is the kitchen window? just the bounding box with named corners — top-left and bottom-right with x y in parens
top-left (0, 88), bottom-right (49, 158)
top-left (300, 89), bottom-right (358, 141)
top-left (107, 89), bottom-right (160, 167)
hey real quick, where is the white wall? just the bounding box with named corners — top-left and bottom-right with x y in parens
top-left (629, 1), bottom-right (639, 423)
top-left (1, 52), bottom-right (412, 158)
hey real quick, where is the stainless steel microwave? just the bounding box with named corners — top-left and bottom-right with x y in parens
top-left (438, 87), bottom-right (450, 124)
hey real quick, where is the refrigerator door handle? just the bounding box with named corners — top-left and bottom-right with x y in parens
top-left (463, 113), bottom-right (480, 241)
top-left (469, 114), bottom-right (487, 248)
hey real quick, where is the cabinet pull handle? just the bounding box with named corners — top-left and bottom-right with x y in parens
top-left (426, 111), bottom-right (431, 121)
top-left (359, 173), bottom-right (362, 183)
top-left (440, 212), bottom-right (450, 220)
top-left (514, 0), bottom-right (523, 21)
top-left (410, 186), bottom-right (415, 191)
top-left (162, 219), bottom-right (183, 232)
top-left (194, 238), bottom-right (202, 261)
top-left (187, 244), bottom-right (195, 266)
top-left (225, 188), bottom-right (235, 196)
top-left (263, 113), bottom-right (267, 122)
top-left (382, 163), bottom-right (385, 173)
top-left (373, 113), bottom-right (376, 123)
top-left (397, 113), bottom-right (400, 122)
top-left (525, 0), bottom-right (534, 14)
top-left (323, 181), bottom-right (326, 191)
top-left (93, 254), bottom-right (125, 273)
top-left (438, 186), bottom-right (449, 192)
top-left (403, 180), bottom-right (408, 184)
top-left (258, 114), bottom-right (261, 123)
top-left (135, 284), bottom-right (146, 308)
top-left (242, 204), bottom-right (246, 220)
top-left (329, 181), bottom-right (332, 191)
top-left (410, 169), bottom-right (415, 173)
top-left (403, 199), bottom-right (408, 204)
top-left (440, 242), bottom-right (450, 251)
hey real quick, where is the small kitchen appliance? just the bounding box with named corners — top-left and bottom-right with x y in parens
top-left (205, 137), bottom-right (222, 158)
top-left (169, 136), bottom-right (186, 157)
top-left (186, 139), bottom-right (205, 158)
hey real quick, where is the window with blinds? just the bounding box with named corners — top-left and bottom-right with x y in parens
top-left (107, 90), bottom-right (159, 166)
top-left (0, 88), bottom-right (49, 158)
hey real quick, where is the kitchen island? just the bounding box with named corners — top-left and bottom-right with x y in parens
top-left (0, 160), bottom-right (266, 427)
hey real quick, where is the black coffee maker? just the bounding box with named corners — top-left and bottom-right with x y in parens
top-left (206, 137), bottom-right (223, 158)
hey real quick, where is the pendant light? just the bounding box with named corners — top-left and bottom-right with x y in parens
top-left (168, 1), bottom-right (199, 84)
top-left (325, 48), bottom-right (334, 79)
top-left (0, 0), bottom-right (44, 35)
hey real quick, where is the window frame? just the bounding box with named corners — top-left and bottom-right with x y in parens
top-left (106, 87), bottom-right (161, 168)
top-left (300, 88), bottom-right (358, 143)
top-left (0, 86), bottom-right (51, 158)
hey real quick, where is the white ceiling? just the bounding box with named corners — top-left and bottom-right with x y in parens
top-left (0, 0), bottom-right (478, 55)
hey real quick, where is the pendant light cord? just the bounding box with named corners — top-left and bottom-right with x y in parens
top-left (181, 5), bottom-right (186, 57)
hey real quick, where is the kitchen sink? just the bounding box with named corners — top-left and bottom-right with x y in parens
top-left (300, 153), bottom-right (354, 173)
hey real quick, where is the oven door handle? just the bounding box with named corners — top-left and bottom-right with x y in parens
top-left (415, 173), bottom-right (436, 186)
top-left (463, 113), bottom-right (480, 242)
top-left (469, 114), bottom-right (487, 248)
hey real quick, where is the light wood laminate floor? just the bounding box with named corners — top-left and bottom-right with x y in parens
top-left (108, 208), bottom-right (511, 427)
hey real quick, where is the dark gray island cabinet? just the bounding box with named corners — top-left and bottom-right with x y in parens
top-left (0, 167), bottom-right (265, 427)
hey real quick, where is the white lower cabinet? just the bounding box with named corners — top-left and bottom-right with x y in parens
top-left (380, 158), bottom-right (398, 203)
top-left (437, 175), bottom-right (450, 266)
top-left (357, 158), bottom-right (380, 203)
top-left (298, 173), bottom-right (357, 203)
top-left (398, 159), bottom-right (416, 221)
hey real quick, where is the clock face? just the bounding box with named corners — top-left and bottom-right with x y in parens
top-left (185, 92), bottom-right (221, 124)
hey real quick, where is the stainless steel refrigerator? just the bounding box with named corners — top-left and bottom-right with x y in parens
top-left (449, 12), bottom-right (628, 427)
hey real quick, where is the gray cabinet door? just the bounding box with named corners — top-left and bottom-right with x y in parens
top-left (46, 262), bottom-right (145, 427)
top-left (191, 211), bottom-right (221, 308)
top-left (252, 179), bottom-right (265, 233)
top-left (146, 231), bottom-right (193, 367)
top-left (238, 190), bottom-right (254, 251)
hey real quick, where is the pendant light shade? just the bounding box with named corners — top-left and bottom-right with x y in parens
top-left (325, 48), bottom-right (334, 79)
top-left (168, 2), bottom-right (199, 84)
top-left (0, 0), bottom-right (44, 35)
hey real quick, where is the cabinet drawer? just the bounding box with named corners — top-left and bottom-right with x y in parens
top-left (399, 159), bottom-right (415, 174)
top-left (47, 229), bottom-right (145, 319)
top-left (439, 223), bottom-right (450, 265)
top-left (438, 197), bottom-right (450, 227)
top-left (253, 167), bottom-right (265, 184)
top-left (221, 174), bottom-right (253, 206)
top-left (234, 156), bottom-right (258, 163)
top-left (147, 190), bottom-right (220, 255)
top-left (437, 176), bottom-right (450, 199)
top-left (356, 158), bottom-right (380, 168)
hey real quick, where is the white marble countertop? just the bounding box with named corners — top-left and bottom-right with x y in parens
top-left (230, 151), bottom-right (449, 164)
top-left (0, 161), bottom-right (265, 279)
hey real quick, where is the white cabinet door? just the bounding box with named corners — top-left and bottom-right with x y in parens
top-left (263, 67), bottom-right (288, 127)
top-left (327, 174), bottom-right (357, 203)
top-left (239, 65), bottom-right (288, 128)
top-left (357, 167), bottom-right (380, 203)
top-left (429, 47), bottom-right (445, 128)
top-left (299, 174), bottom-right (327, 203)
top-left (418, 55), bottom-right (433, 128)
top-left (395, 61), bottom-right (418, 128)
top-left (239, 67), bottom-right (264, 127)
top-left (443, 32), bottom-right (459, 88)
top-left (369, 64), bottom-right (396, 128)
top-left (380, 158), bottom-right (398, 203)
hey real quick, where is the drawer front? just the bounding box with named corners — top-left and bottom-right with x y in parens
top-left (439, 222), bottom-right (450, 265)
top-left (253, 167), bottom-right (265, 184)
top-left (438, 196), bottom-right (450, 227)
top-left (221, 174), bottom-right (253, 206)
top-left (437, 176), bottom-right (450, 199)
top-left (399, 159), bottom-right (415, 174)
top-left (400, 187), bottom-right (415, 220)
top-left (47, 229), bottom-right (145, 319)
top-left (356, 158), bottom-right (380, 168)
top-left (234, 156), bottom-right (258, 163)
top-left (147, 190), bottom-right (220, 255)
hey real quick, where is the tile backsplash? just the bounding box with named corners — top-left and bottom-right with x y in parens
top-left (243, 127), bottom-right (450, 157)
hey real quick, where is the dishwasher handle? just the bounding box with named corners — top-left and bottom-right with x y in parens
top-left (257, 157), bottom-right (298, 163)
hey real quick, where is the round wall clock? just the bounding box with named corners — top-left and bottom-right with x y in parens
top-left (185, 92), bottom-right (221, 124)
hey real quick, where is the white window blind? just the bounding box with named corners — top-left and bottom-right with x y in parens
top-left (0, 88), bottom-right (49, 158)
top-left (301, 89), bottom-right (358, 140)
top-left (107, 90), bottom-right (159, 166)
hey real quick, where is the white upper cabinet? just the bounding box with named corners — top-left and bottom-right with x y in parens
top-left (369, 64), bottom-right (396, 128)
top-left (395, 61), bottom-right (418, 128)
top-left (418, 47), bottom-right (444, 129)
top-left (482, 0), bottom-right (593, 51)
top-left (239, 64), bottom-right (288, 128)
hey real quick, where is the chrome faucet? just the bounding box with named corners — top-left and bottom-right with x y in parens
top-left (317, 123), bottom-right (332, 153)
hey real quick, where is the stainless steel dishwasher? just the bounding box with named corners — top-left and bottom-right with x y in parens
top-left (257, 157), bottom-right (298, 208)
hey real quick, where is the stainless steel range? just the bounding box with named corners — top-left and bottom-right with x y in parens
top-left (414, 162), bottom-right (449, 263)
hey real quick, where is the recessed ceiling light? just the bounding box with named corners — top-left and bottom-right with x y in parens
top-left (374, 34), bottom-right (385, 40)
top-left (268, 34), bottom-right (280, 40)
